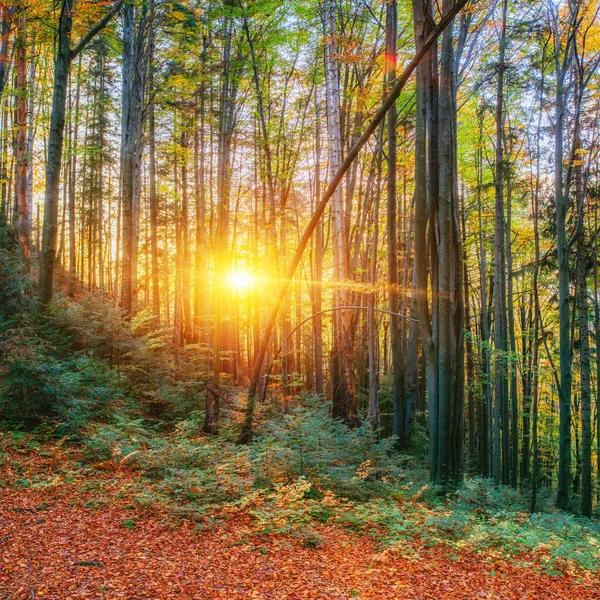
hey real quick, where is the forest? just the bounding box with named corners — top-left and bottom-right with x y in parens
top-left (1, 0), bottom-right (600, 596)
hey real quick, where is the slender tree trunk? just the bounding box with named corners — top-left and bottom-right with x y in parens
top-left (120, 1), bottom-right (150, 316)
top-left (435, 0), bottom-right (464, 483)
top-left (411, 0), bottom-right (433, 463)
top-left (506, 173), bottom-right (518, 488)
top-left (69, 57), bottom-right (82, 297)
top-left (313, 94), bottom-right (324, 396)
top-left (148, 45), bottom-right (160, 322)
top-left (462, 189), bottom-right (475, 472)
top-left (476, 108), bottom-right (490, 478)
top-left (493, 0), bottom-right (508, 486)
top-left (575, 132), bottom-right (592, 516)
top-left (368, 148), bottom-right (381, 430)
top-left (39, 0), bottom-right (122, 304)
top-left (193, 35), bottom-right (207, 342)
top-left (322, 0), bottom-right (357, 426)
top-left (386, 0), bottom-right (404, 444)
top-left (97, 50), bottom-right (106, 297)
top-left (14, 5), bottom-right (29, 260)
top-left (181, 129), bottom-right (192, 343)
top-left (26, 40), bottom-right (35, 241)
top-left (594, 197), bottom-right (600, 506)
top-left (38, 1), bottom-right (72, 304)
top-left (555, 26), bottom-right (572, 511)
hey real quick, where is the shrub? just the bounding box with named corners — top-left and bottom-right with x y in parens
top-left (253, 398), bottom-right (406, 500)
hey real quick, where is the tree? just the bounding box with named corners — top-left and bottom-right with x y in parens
top-left (14, 3), bottom-right (29, 260)
top-left (38, 0), bottom-right (123, 305)
top-left (120, 0), bottom-right (153, 316)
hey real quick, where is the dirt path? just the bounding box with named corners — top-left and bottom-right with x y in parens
top-left (1, 490), bottom-right (599, 600)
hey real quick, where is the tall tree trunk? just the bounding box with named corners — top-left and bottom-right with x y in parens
top-left (213, 17), bottom-right (239, 381)
top-left (14, 5), bottom-right (29, 260)
top-left (462, 189), bottom-right (475, 472)
top-left (575, 127), bottom-right (592, 516)
top-left (193, 35), bottom-right (207, 342)
top-left (411, 0), bottom-right (432, 462)
top-left (594, 197), bottom-right (600, 506)
top-left (181, 129), bottom-right (192, 343)
top-left (313, 94), bottom-right (324, 396)
top-left (69, 57), bottom-right (82, 297)
top-left (476, 107), bottom-right (490, 477)
top-left (554, 17), bottom-right (573, 511)
top-left (506, 173), bottom-right (518, 488)
top-left (322, 0), bottom-right (357, 426)
top-left (493, 0), bottom-right (508, 486)
top-left (97, 48), bottom-right (106, 297)
top-left (386, 0), bottom-right (404, 444)
top-left (39, 0), bottom-right (122, 304)
top-left (38, 1), bottom-right (72, 304)
top-left (368, 146), bottom-right (381, 430)
top-left (120, 1), bottom-right (150, 316)
top-left (148, 43), bottom-right (160, 322)
top-left (434, 0), bottom-right (464, 483)
top-left (26, 40), bottom-right (35, 242)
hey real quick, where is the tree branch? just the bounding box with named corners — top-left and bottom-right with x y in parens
top-left (70, 0), bottom-right (125, 61)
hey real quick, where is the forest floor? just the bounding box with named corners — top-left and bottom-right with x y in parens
top-left (1, 439), bottom-right (600, 599)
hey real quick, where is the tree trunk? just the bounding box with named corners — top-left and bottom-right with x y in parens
top-left (313, 94), bottom-right (324, 396)
top-left (14, 6), bottom-right (29, 260)
top-left (322, 0), bottom-right (357, 427)
top-left (120, 1), bottom-right (150, 316)
top-left (493, 0), bottom-right (508, 486)
top-left (193, 35), bottom-right (207, 343)
top-left (386, 0), bottom-right (404, 444)
top-left (39, 0), bottom-right (122, 304)
top-left (38, 1), bottom-right (72, 304)
top-left (555, 23), bottom-right (572, 511)
top-left (148, 44), bottom-right (160, 322)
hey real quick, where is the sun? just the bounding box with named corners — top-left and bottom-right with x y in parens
top-left (228, 270), bottom-right (255, 291)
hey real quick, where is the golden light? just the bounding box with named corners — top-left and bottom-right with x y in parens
top-left (228, 270), bottom-right (255, 291)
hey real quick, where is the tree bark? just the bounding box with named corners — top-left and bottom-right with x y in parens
top-left (322, 0), bottom-right (357, 427)
top-left (14, 5), bottom-right (29, 260)
top-left (386, 0), bottom-right (404, 444)
top-left (492, 0), bottom-right (508, 486)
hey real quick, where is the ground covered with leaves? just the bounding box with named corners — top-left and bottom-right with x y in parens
top-left (2, 432), bottom-right (600, 600)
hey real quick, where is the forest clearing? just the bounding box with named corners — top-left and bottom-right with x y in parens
top-left (2, 0), bottom-right (600, 596)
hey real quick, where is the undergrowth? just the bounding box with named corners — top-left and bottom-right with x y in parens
top-left (1, 225), bottom-right (599, 576)
top-left (74, 404), bottom-right (600, 574)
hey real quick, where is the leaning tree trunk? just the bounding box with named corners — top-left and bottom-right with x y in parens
top-left (237, 0), bottom-right (470, 444)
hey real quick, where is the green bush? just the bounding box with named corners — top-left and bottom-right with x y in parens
top-left (0, 334), bottom-right (123, 432)
top-left (253, 397), bottom-right (406, 500)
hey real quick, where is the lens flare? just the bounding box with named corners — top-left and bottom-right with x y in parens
top-left (228, 270), bottom-right (254, 290)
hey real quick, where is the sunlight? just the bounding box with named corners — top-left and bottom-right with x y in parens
top-left (228, 270), bottom-right (255, 291)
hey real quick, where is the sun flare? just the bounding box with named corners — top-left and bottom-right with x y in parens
top-left (228, 270), bottom-right (255, 291)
